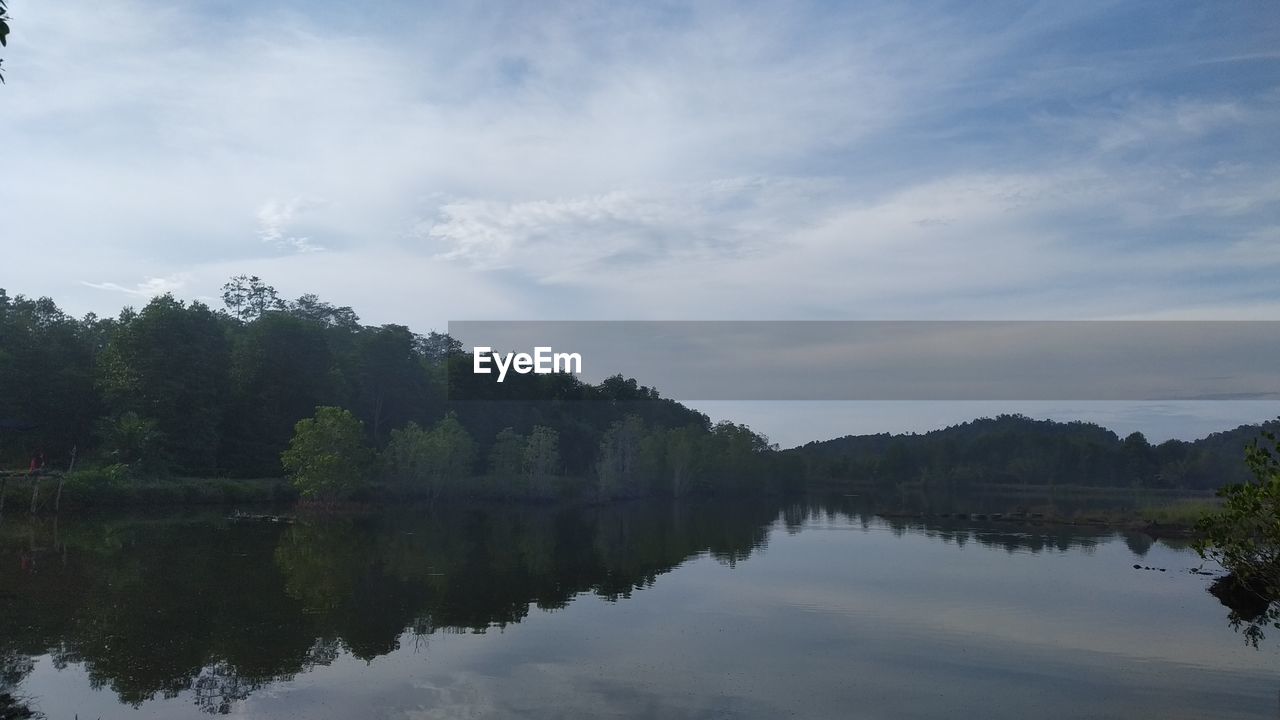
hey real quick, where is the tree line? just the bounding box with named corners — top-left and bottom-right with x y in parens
top-left (794, 413), bottom-right (1280, 491)
top-left (2, 279), bottom-right (1273, 502)
top-left (0, 277), bottom-right (792, 502)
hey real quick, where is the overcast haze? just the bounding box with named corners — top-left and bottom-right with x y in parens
top-left (2, 1), bottom-right (1278, 443)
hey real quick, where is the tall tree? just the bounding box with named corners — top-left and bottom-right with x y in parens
top-left (98, 295), bottom-right (230, 473)
top-left (221, 275), bottom-right (285, 322)
top-left (596, 416), bottom-right (645, 499)
top-left (287, 294), bottom-right (360, 330)
top-left (224, 313), bottom-right (335, 475)
top-left (0, 291), bottom-right (99, 464)
top-left (354, 325), bottom-right (429, 445)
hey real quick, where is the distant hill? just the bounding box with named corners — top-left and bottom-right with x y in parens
top-left (792, 414), bottom-right (1280, 491)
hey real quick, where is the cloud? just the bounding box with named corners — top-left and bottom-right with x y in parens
top-left (257, 197), bottom-right (326, 253)
top-left (80, 274), bottom-right (190, 298)
top-left (3, 0), bottom-right (1280, 443)
top-left (1095, 98), bottom-right (1246, 152)
top-left (418, 177), bottom-right (831, 280)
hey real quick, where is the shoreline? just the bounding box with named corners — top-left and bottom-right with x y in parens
top-left (872, 506), bottom-right (1213, 538)
top-left (0, 474), bottom-right (1219, 537)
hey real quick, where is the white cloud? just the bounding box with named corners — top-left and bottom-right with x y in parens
top-left (257, 197), bottom-right (326, 253)
top-left (0, 2), bottom-right (1274, 328)
top-left (80, 274), bottom-right (190, 298)
top-left (418, 177), bottom-right (830, 280)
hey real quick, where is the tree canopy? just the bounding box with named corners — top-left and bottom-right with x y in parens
top-left (0, 279), bottom-right (1274, 503)
top-left (280, 407), bottom-right (371, 501)
top-left (0, 279), bottom-right (783, 502)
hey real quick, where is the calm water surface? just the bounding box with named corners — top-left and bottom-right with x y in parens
top-left (2, 499), bottom-right (1277, 719)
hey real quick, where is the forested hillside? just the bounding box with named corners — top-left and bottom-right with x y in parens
top-left (795, 414), bottom-right (1280, 491)
top-left (0, 277), bottom-right (792, 501)
top-left (0, 278), bottom-right (1272, 502)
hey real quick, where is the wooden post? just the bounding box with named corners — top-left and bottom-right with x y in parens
top-left (55, 445), bottom-right (76, 513)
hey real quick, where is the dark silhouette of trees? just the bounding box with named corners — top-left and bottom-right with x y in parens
top-left (796, 414), bottom-right (1279, 493)
top-left (0, 280), bottom-right (1274, 503)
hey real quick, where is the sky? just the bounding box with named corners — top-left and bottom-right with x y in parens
top-left (2, 1), bottom-right (1278, 446)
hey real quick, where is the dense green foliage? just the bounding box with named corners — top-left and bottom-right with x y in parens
top-left (1194, 430), bottom-right (1280, 643)
top-left (280, 407), bottom-right (371, 501)
top-left (796, 414), bottom-right (1280, 492)
top-left (0, 281), bottom-right (783, 503)
top-left (382, 415), bottom-right (476, 500)
top-left (1195, 430), bottom-right (1280, 580)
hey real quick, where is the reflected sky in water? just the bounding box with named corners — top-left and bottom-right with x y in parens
top-left (5, 501), bottom-right (1278, 719)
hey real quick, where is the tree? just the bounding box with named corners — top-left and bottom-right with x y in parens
top-left (281, 407), bottom-right (371, 501)
top-left (1195, 428), bottom-right (1280, 608)
top-left (1122, 431), bottom-right (1159, 487)
top-left (416, 331), bottom-right (462, 365)
top-left (95, 412), bottom-right (162, 472)
top-left (596, 416), bottom-right (645, 499)
top-left (354, 325), bottom-right (429, 445)
top-left (287, 294), bottom-right (360, 330)
top-left (224, 313), bottom-right (334, 474)
top-left (700, 421), bottom-right (773, 495)
top-left (97, 295), bottom-right (230, 473)
top-left (221, 275), bottom-right (285, 322)
top-left (523, 426), bottom-right (560, 499)
top-left (0, 291), bottom-right (99, 464)
top-left (488, 427), bottom-right (524, 479)
top-left (660, 425), bottom-right (702, 497)
top-left (382, 415), bottom-right (475, 500)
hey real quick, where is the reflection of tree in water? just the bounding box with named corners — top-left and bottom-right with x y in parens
top-left (0, 650), bottom-right (36, 719)
top-left (779, 498), bottom-right (1113, 555)
top-left (4, 498), bottom-right (1235, 714)
top-left (0, 501), bottom-right (778, 714)
top-left (1124, 532), bottom-right (1154, 557)
top-left (0, 651), bottom-right (32, 692)
top-left (191, 637), bottom-right (342, 715)
top-left (192, 662), bottom-right (259, 716)
top-left (1207, 573), bottom-right (1280, 649)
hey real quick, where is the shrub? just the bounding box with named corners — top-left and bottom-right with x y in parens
top-left (281, 407), bottom-right (372, 501)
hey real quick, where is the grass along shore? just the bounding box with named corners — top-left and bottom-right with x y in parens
top-left (0, 470), bottom-right (1226, 537)
top-left (0, 471), bottom-right (294, 511)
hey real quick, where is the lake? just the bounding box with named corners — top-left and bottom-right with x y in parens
top-left (1, 498), bottom-right (1277, 719)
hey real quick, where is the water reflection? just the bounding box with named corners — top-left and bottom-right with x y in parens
top-left (0, 499), bottom-right (1273, 718)
top-left (1208, 572), bottom-right (1280, 649)
top-left (0, 502), bottom-right (779, 715)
